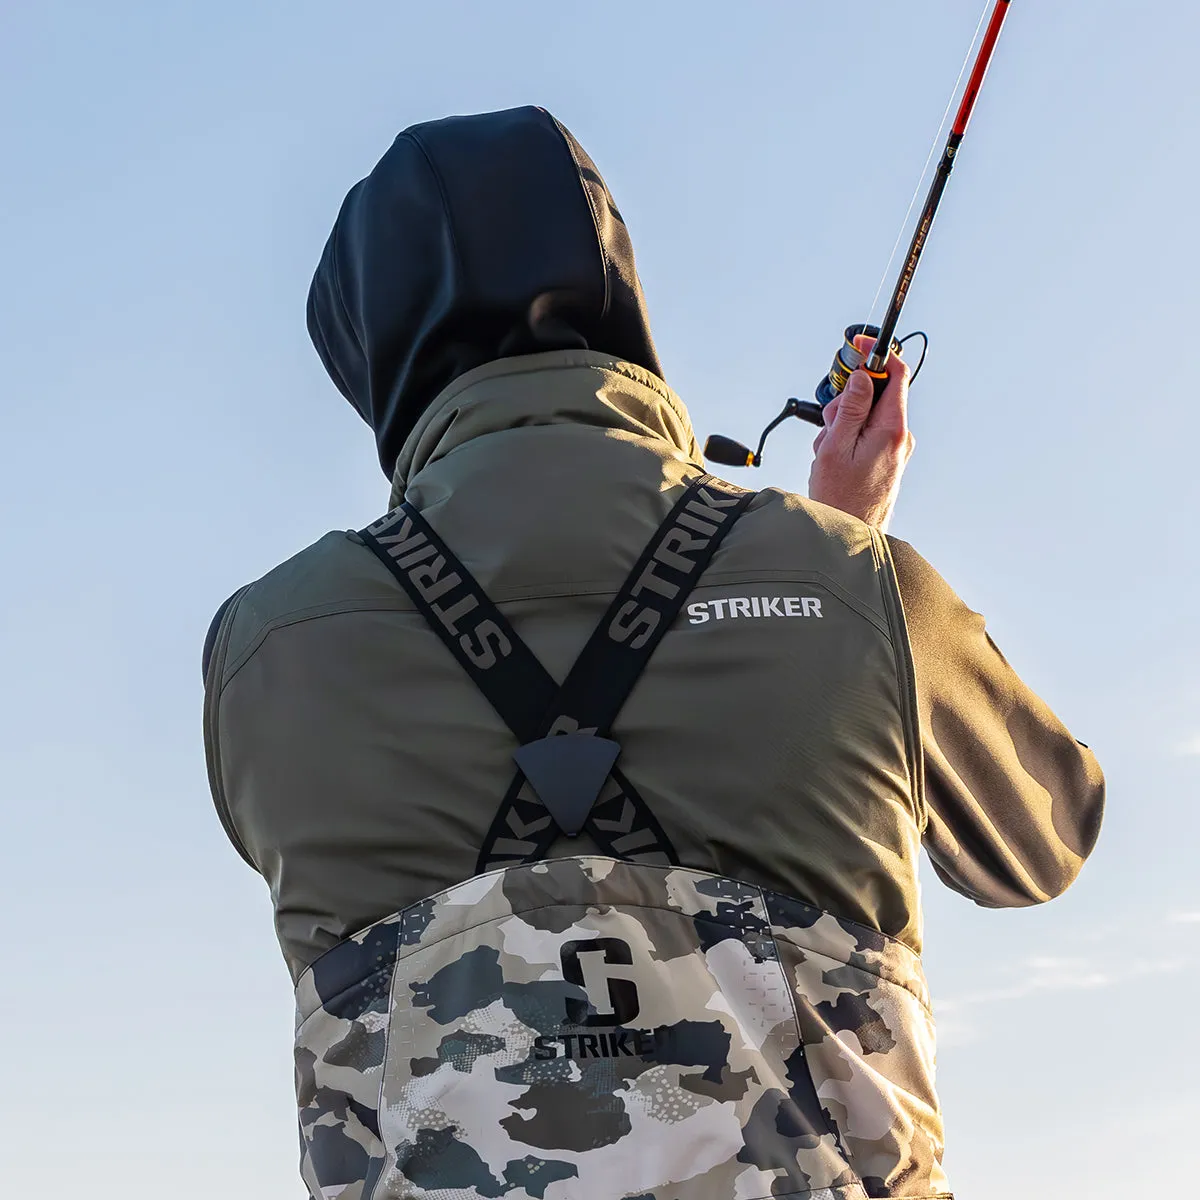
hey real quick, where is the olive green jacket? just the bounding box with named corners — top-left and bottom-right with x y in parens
top-left (204, 350), bottom-right (1104, 983)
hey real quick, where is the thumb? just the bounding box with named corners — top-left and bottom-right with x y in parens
top-left (830, 369), bottom-right (873, 442)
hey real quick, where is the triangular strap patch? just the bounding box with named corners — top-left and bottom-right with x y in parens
top-left (512, 733), bottom-right (622, 837)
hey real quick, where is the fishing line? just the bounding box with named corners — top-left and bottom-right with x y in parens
top-left (866, 0), bottom-right (994, 328)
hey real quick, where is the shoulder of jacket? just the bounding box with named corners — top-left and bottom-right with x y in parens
top-left (736, 486), bottom-right (886, 567)
top-left (698, 487), bottom-right (896, 632)
top-left (204, 528), bottom-right (392, 688)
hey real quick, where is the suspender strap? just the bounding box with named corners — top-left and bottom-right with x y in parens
top-left (478, 475), bottom-right (754, 872)
top-left (359, 504), bottom-right (553, 743)
top-left (359, 475), bottom-right (755, 873)
top-left (533, 476), bottom-right (754, 736)
top-left (359, 501), bottom-right (671, 869)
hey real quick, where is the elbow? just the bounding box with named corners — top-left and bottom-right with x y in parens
top-left (1001, 734), bottom-right (1107, 905)
top-left (926, 752), bottom-right (1106, 910)
top-left (931, 846), bottom-right (1089, 910)
top-left (1043, 756), bottom-right (1105, 899)
top-left (1006, 840), bottom-right (1095, 907)
top-left (1026, 742), bottom-right (1106, 903)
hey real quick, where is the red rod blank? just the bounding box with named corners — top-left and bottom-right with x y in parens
top-left (952, 0), bottom-right (1012, 138)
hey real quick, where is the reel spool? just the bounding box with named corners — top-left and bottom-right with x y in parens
top-left (815, 323), bottom-right (904, 409)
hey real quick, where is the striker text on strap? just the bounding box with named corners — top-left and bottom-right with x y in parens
top-left (358, 475), bottom-right (755, 872)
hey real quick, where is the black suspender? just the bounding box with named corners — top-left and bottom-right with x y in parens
top-left (359, 474), bottom-right (755, 874)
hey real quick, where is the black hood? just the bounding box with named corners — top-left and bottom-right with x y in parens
top-left (307, 106), bottom-right (663, 478)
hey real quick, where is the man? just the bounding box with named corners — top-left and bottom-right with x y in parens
top-left (204, 107), bottom-right (1103, 1199)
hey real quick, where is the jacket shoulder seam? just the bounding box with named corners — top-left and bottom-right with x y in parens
top-left (216, 563), bottom-right (896, 685)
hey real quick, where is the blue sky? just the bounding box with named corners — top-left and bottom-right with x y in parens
top-left (2, 2), bottom-right (1197, 1195)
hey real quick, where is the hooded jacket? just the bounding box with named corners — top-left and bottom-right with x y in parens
top-left (306, 105), bottom-right (662, 481)
top-left (204, 107), bottom-right (1104, 1199)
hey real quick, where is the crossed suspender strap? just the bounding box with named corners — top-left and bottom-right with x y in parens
top-left (359, 474), bottom-right (755, 874)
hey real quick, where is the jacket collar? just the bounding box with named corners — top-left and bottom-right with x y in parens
top-left (389, 350), bottom-right (702, 506)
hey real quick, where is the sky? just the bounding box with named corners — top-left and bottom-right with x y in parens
top-left (1, 1), bottom-right (1197, 1195)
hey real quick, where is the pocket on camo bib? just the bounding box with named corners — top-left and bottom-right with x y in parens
top-left (765, 890), bottom-right (950, 1198)
top-left (370, 858), bottom-right (868, 1200)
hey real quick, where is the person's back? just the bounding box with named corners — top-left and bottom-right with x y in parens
top-left (203, 107), bottom-right (1103, 1199)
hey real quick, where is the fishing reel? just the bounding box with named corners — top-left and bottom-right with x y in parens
top-left (704, 323), bottom-right (924, 470)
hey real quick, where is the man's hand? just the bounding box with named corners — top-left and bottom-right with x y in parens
top-left (808, 333), bottom-right (915, 532)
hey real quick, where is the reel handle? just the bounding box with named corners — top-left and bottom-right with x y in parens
top-left (705, 397), bottom-right (827, 468)
top-left (790, 398), bottom-right (829, 429)
top-left (703, 433), bottom-right (757, 468)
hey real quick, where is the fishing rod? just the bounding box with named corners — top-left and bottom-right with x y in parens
top-left (705, 0), bottom-right (1012, 469)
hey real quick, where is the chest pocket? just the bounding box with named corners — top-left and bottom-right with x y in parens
top-left (296, 858), bottom-right (882, 1200)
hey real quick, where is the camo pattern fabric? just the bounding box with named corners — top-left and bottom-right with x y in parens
top-left (294, 857), bottom-right (951, 1199)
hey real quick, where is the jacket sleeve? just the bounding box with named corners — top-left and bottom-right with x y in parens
top-left (887, 537), bottom-right (1105, 908)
